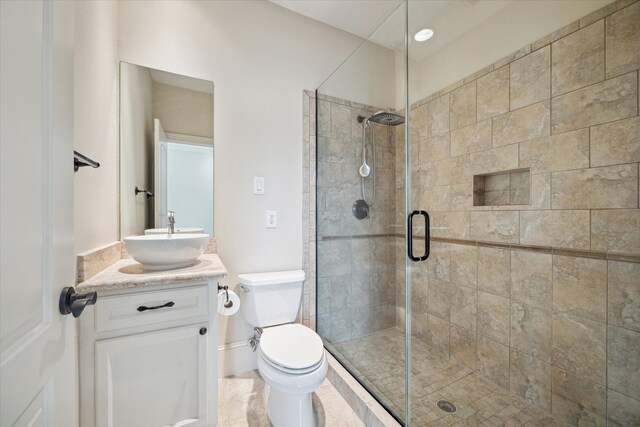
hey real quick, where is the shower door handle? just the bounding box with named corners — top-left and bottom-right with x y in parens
top-left (407, 210), bottom-right (430, 262)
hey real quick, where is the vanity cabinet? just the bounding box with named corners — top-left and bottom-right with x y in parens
top-left (79, 281), bottom-right (218, 427)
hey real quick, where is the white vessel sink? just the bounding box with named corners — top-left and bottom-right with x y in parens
top-left (144, 227), bottom-right (205, 235)
top-left (123, 233), bottom-right (210, 270)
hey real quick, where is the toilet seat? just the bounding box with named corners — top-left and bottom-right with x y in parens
top-left (259, 324), bottom-right (324, 373)
top-left (259, 348), bottom-right (324, 374)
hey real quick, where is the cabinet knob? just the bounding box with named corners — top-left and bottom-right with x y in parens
top-left (199, 327), bottom-right (207, 335)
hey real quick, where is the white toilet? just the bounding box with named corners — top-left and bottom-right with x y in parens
top-left (239, 270), bottom-right (327, 427)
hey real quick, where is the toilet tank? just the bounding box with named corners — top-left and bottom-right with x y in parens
top-left (238, 270), bottom-right (306, 327)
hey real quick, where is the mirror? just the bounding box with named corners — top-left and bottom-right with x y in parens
top-left (119, 62), bottom-right (214, 238)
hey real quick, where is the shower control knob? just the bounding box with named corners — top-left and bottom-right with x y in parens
top-left (199, 327), bottom-right (207, 335)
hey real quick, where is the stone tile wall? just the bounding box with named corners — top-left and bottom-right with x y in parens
top-left (397, 1), bottom-right (640, 425)
top-left (309, 92), bottom-right (398, 344)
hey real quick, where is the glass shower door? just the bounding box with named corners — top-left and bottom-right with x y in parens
top-left (406, 1), bottom-right (640, 426)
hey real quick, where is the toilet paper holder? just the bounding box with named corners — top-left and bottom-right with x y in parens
top-left (218, 284), bottom-right (233, 308)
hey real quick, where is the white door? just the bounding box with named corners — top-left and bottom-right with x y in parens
top-left (154, 118), bottom-right (168, 228)
top-left (0, 1), bottom-right (77, 426)
top-left (95, 325), bottom-right (210, 427)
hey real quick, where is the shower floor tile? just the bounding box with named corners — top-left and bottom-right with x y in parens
top-left (329, 328), bottom-right (569, 426)
top-left (218, 369), bottom-right (365, 426)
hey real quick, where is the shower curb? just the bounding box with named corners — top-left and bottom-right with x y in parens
top-left (325, 352), bottom-right (402, 427)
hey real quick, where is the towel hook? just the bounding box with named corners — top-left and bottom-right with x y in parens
top-left (74, 151), bottom-right (100, 172)
top-left (135, 186), bottom-right (153, 199)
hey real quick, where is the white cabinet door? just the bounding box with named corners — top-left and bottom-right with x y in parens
top-left (0, 1), bottom-right (77, 426)
top-left (95, 325), bottom-right (211, 427)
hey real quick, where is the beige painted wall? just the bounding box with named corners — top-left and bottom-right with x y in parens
top-left (319, 40), bottom-right (398, 109)
top-left (73, 0), bottom-right (371, 346)
top-left (152, 82), bottom-right (213, 138)
top-left (74, 0), bottom-right (119, 254)
top-left (117, 1), bottom-right (369, 346)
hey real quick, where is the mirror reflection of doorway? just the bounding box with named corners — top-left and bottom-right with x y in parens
top-left (155, 119), bottom-right (214, 236)
top-left (120, 62), bottom-right (214, 237)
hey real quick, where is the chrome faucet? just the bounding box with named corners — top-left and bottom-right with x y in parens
top-left (167, 211), bottom-right (175, 234)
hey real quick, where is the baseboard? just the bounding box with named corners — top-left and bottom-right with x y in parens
top-left (217, 340), bottom-right (257, 377)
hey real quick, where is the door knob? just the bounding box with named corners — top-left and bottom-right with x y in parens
top-left (59, 287), bottom-right (97, 318)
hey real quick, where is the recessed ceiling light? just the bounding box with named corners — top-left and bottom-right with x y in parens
top-left (414, 28), bottom-right (434, 42)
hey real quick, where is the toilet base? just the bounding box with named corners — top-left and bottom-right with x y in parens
top-left (264, 383), bottom-right (315, 427)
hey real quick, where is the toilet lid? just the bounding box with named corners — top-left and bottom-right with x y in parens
top-left (260, 324), bottom-right (324, 370)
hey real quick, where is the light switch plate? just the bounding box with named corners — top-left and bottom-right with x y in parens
top-left (266, 210), bottom-right (277, 228)
top-left (253, 176), bottom-right (264, 194)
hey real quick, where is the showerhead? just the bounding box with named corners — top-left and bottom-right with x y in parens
top-left (367, 110), bottom-right (405, 126)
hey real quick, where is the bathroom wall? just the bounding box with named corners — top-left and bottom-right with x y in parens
top-left (319, 40), bottom-right (398, 111)
top-left (398, 1), bottom-right (640, 424)
top-left (73, 0), bottom-right (396, 358)
top-left (313, 93), bottom-right (398, 344)
top-left (74, 0), bottom-right (119, 254)
top-left (117, 0), bottom-right (373, 349)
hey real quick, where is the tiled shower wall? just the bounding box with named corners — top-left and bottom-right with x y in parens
top-left (307, 92), bottom-right (399, 343)
top-left (395, 1), bottom-right (640, 425)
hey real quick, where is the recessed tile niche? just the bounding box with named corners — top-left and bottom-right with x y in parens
top-left (473, 169), bottom-right (530, 206)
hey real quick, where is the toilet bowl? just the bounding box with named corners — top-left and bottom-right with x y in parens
top-left (238, 270), bottom-right (327, 427)
top-left (257, 324), bottom-right (328, 426)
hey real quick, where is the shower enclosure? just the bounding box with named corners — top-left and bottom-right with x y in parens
top-left (314, 0), bottom-right (640, 425)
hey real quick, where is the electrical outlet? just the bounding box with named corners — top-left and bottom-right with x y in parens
top-left (253, 176), bottom-right (264, 194)
top-left (266, 210), bottom-right (277, 228)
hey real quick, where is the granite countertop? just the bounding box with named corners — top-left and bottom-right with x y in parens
top-left (76, 254), bottom-right (227, 292)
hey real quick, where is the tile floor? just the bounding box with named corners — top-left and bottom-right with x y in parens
top-left (218, 370), bottom-right (366, 427)
top-left (331, 328), bottom-right (570, 426)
